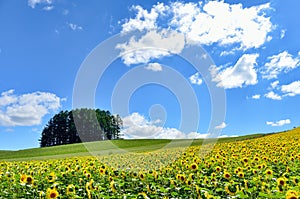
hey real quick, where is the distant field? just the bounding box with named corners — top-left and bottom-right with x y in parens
top-left (0, 133), bottom-right (265, 161)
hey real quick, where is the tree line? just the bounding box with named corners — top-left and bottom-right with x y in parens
top-left (40, 108), bottom-right (123, 147)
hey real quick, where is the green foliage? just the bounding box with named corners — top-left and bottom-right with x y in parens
top-left (40, 108), bottom-right (123, 147)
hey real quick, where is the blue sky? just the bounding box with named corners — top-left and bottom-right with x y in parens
top-left (1, 0), bottom-right (300, 150)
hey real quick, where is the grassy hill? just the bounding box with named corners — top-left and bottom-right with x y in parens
top-left (0, 133), bottom-right (266, 161)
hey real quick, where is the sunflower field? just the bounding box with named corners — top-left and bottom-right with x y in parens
top-left (1, 128), bottom-right (300, 199)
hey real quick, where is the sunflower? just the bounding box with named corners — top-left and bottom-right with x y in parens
top-left (190, 163), bottom-right (198, 170)
top-left (237, 171), bottom-right (244, 178)
top-left (99, 168), bottom-right (106, 175)
top-left (242, 157), bottom-right (249, 164)
top-left (47, 172), bottom-right (56, 183)
top-left (147, 184), bottom-right (156, 194)
top-left (277, 177), bottom-right (286, 186)
top-left (225, 184), bottom-right (239, 196)
top-left (286, 190), bottom-right (298, 199)
top-left (85, 172), bottom-right (92, 178)
top-left (46, 188), bottom-right (59, 199)
top-left (203, 176), bottom-right (209, 184)
top-left (66, 184), bottom-right (75, 195)
top-left (215, 166), bottom-right (221, 172)
top-left (224, 172), bottom-right (231, 180)
top-left (180, 175), bottom-right (186, 182)
top-left (253, 157), bottom-right (259, 162)
top-left (211, 172), bottom-right (216, 178)
top-left (132, 172), bottom-right (138, 178)
top-left (26, 175), bottom-right (34, 185)
top-left (265, 169), bottom-right (273, 176)
top-left (20, 174), bottom-right (27, 184)
top-left (189, 173), bottom-right (195, 180)
top-left (110, 180), bottom-right (117, 193)
top-left (86, 179), bottom-right (95, 191)
top-left (292, 177), bottom-right (299, 185)
top-left (139, 172), bottom-right (145, 180)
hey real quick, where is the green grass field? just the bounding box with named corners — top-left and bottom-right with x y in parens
top-left (0, 133), bottom-right (266, 161)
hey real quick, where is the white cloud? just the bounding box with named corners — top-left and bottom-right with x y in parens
top-left (28, 0), bottom-right (53, 9)
top-left (262, 51), bottom-right (300, 79)
top-left (173, 1), bottom-right (273, 49)
top-left (266, 119), bottom-right (291, 127)
top-left (145, 63), bottom-right (162, 72)
top-left (118, 2), bottom-right (274, 65)
top-left (264, 91), bottom-right (282, 100)
top-left (116, 30), bottom-right (185, 65)
top-left (270, 80), bottom-right (279, 89)
top-left (68, 23), bottom-right (83, 31)
top-left (0, 89), bottom-right (17, 106)
top-left (122, 112), bottom-right (211, 139)
top-left (281, 80), bottom-right (300, 97)
top-left (218, 134), bottom-right (238, 138)
top-left (280, 29), bottom-right (286, 39)
top-left (252, 94), bottom-right (261, 99)
top-left (264, 81), bottom-right (300, 100)
top-left (0, 90), bottom-right (63, 126)
top-left (43, 5), bottom-right (54, 11)
top-left (189, 72), bottom-right (203, 85)
top-left (210, 54), bottom-right (259, 89)
top-left (121, 1), bottom-right (273, 50)
top-left (215, 122), bottom-right (227, 129)
top-left (121, 3), bottom-right (168, 33)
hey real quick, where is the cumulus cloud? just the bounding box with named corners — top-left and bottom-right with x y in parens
top-left (145, 62), bottom-right (163, 72)
top-left (121, 1), bottom-right (273, 48)
top-left (121, 3), bottom-right (168, 33)
top-left (252, 94), bottom-right (261, 99)
top-left (262, 51), bottom-right (300, 79)
top-left (264, 91), bottom-right (282, 100)
top-left (210, 54), bottom-right (259, 89)
top-left (281, 80), bottom-right (300, 97)
top-left (0, 90), bottom-right (63, 126)
top-left (43, 6), bottom-right (54, 11)
top-left (270, 80), bottom-right (280, 89)
top-left (122, 112), bottom-right (219, 139)
top-left (189, 72), bottom-right (203, 85)
top-left (264, 80), bottom-right (300, 100)
top-left (116, 30), bottom-right (185, 65)
top-left (266, 119), bottom-right (291, 127)
top-left (171, 1), bottom-right (273, 49)
top-left (218, 134), bottom-right (238, 138)
top-left (215, 122), bottom-right (227, 129)
top-left (280, 30), bottom-right (286, 39)
top-left (28, 0), bottom-right (53, 9)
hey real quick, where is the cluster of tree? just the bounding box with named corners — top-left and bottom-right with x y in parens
top-left (40, 108), bottom-right (123, 147)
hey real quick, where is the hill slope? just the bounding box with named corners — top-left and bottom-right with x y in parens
top-left (0, 133), bottom-right (266, 161)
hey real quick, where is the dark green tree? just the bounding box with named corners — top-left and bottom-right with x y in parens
top-left (40, 108), bottom-right (122, 147)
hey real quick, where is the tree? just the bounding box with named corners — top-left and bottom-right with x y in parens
top-left (40, 108), bottom-right (122, 147)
